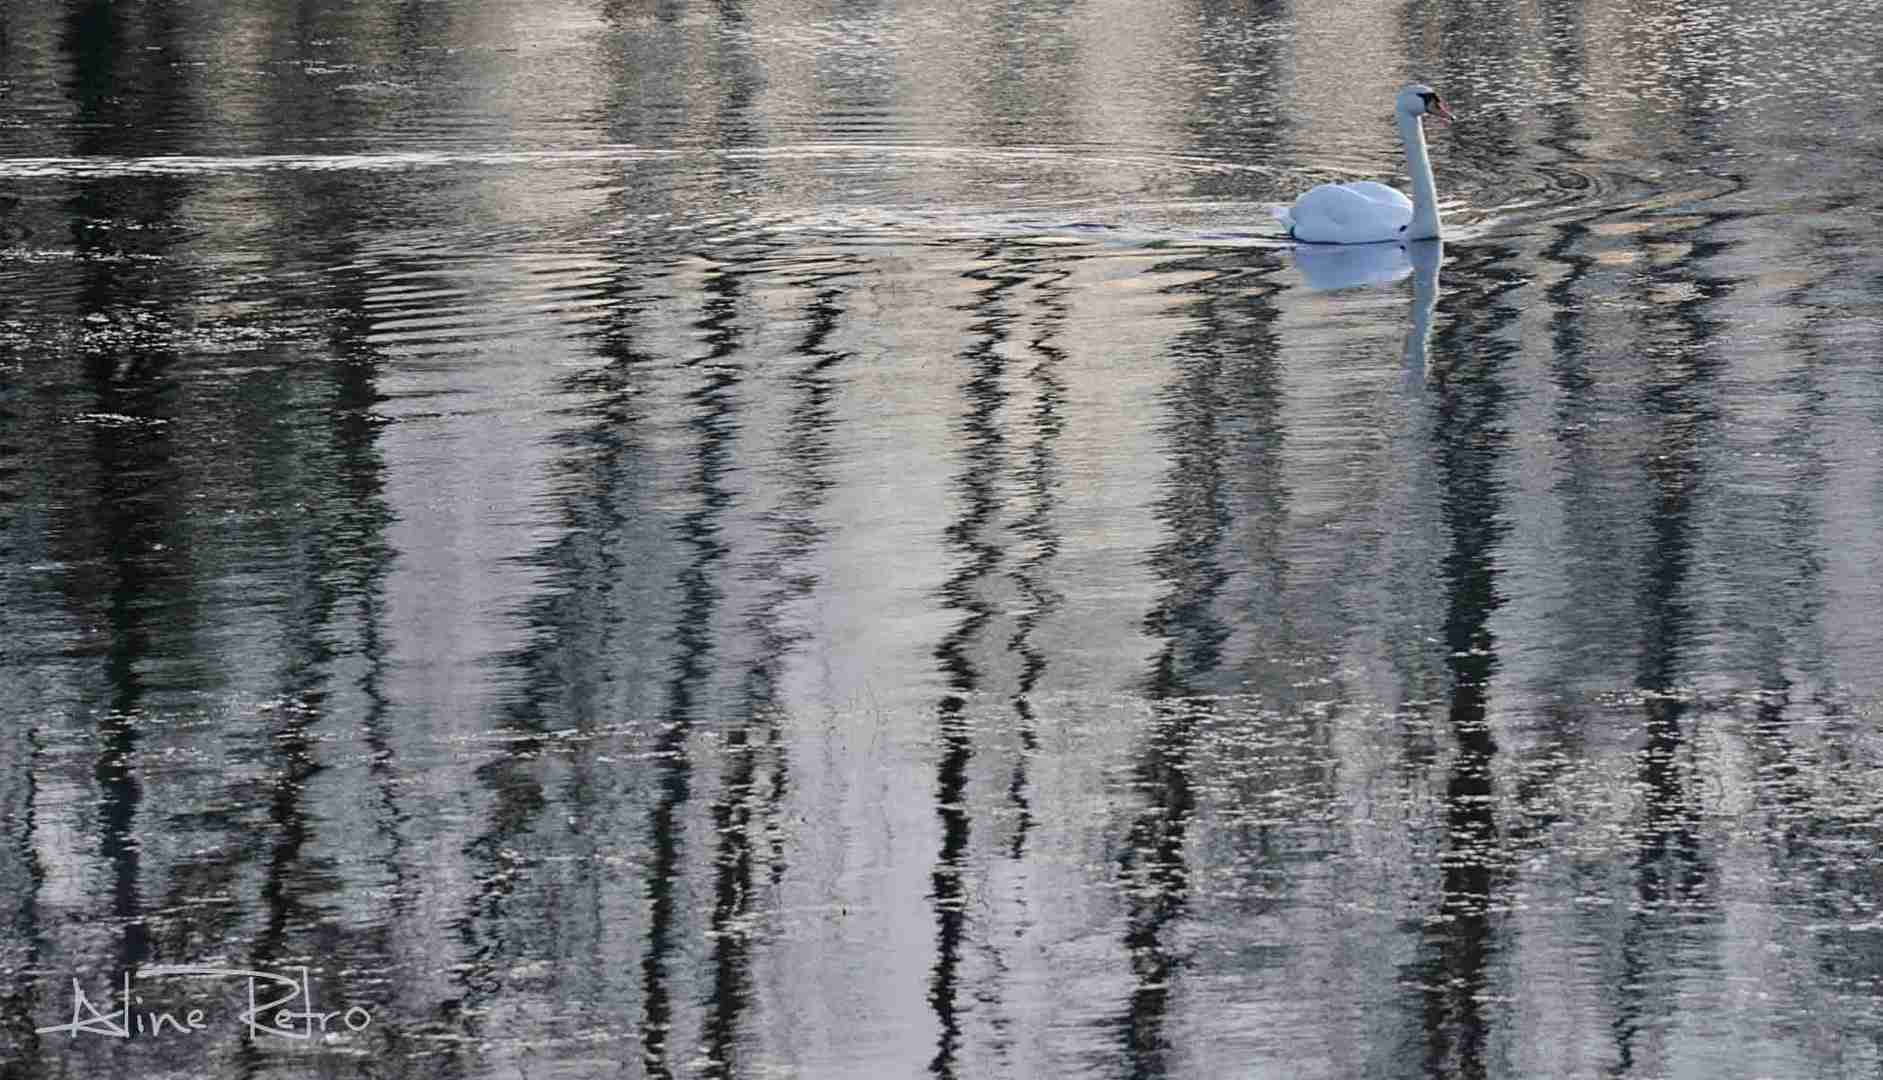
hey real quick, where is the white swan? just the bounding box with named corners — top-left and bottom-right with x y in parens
top-left (1274, 84), bottom-right (1453, 245)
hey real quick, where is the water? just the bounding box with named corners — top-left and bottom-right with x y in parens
top-left (4, 0), bottom-right (1883, 1076)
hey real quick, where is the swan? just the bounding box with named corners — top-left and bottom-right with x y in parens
top-left (1273, 84), bottom-right (1453, 245)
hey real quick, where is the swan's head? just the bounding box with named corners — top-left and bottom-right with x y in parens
top-left (1396, 84), bottom-right (1453, 124)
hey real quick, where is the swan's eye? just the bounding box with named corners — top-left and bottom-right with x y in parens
top-left (1421, 93), bottom-right (1440, 110)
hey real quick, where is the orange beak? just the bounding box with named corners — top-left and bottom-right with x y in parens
top-left (1429, 100), bottom-right (1455, 124)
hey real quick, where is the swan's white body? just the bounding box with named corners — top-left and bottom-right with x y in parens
top-left (1274, 85), bottom-right (1451, 245)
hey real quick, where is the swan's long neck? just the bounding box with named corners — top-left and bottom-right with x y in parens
top-left (1397, 112), bottom-right (1442, 241)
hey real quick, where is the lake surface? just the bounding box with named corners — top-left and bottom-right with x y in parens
top-left (5, 0), bottom-right (1883, 1076)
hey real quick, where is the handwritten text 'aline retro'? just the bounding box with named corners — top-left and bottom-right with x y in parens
top-left (36, 966), bottom-right (372, 1041)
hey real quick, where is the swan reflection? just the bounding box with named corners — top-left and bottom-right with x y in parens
top-left (1290, 239), bottom-right (1442, 378)
top-left (1406, 240), bottom-right (1441, 379)
top-left (1293, 241), bottom-right (1416, 291)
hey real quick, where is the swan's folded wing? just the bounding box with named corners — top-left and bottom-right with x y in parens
top-left (1290, 182), bottom-right (1414, 244)
top-left (1344, 181), bottom-right (1414, 212)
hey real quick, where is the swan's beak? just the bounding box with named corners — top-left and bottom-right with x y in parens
top-left (1429, 101), bottom-right (1455, 125)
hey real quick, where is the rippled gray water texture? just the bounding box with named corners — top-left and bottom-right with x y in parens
top-left (5, 0), bottom-right (1883, 1076)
